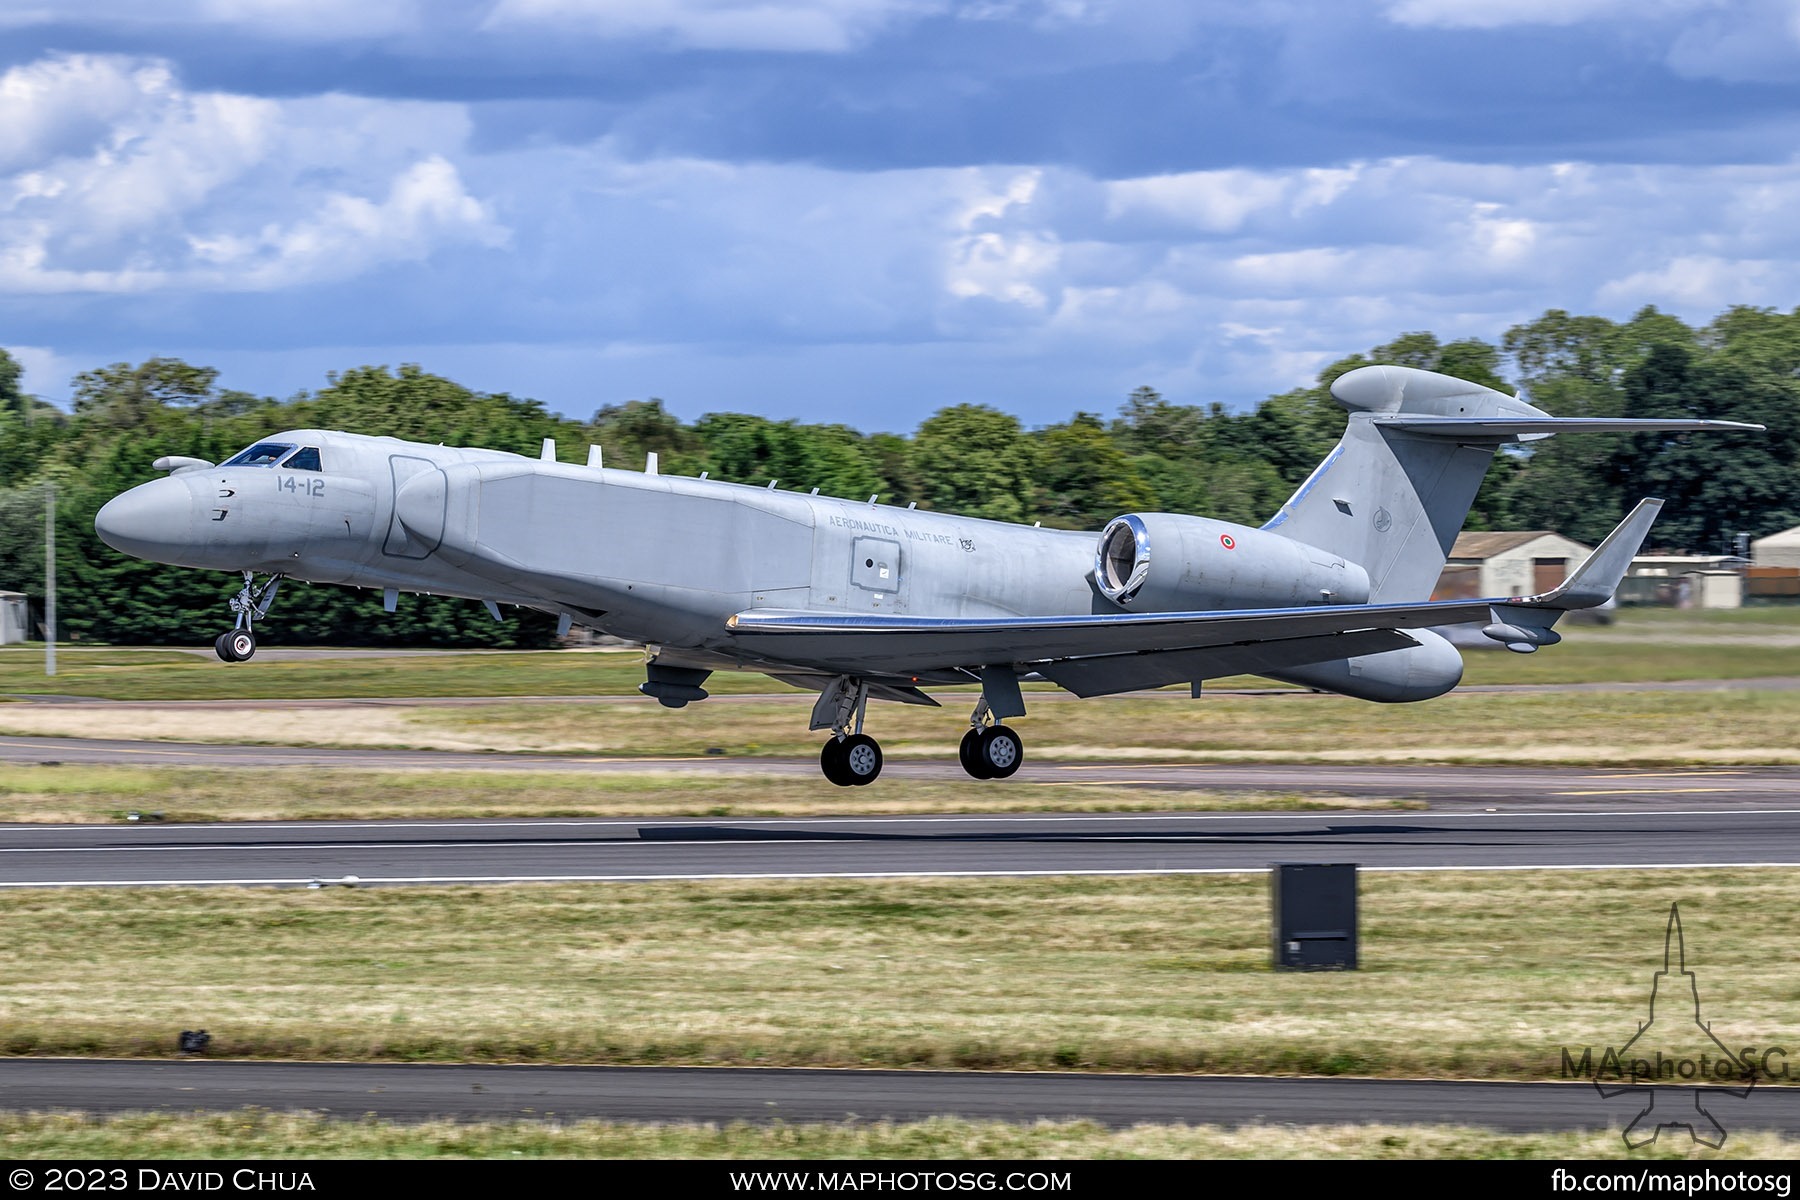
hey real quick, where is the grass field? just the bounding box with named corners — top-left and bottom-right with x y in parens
top-left (3, 611), bottom-right (1796, 1158)
top-left (3, 869), bottom-right (1795, 1082)
top-left (1, 608), bottom-right (1797, 702)
top-left (3, 1110), bottom-right (1796, 1159)
top-left (0, 764), bottom-right (1399, 823)
top-left (2, 686), bottom-right (1795, 766)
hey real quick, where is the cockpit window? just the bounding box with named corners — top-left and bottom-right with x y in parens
top-left (282, 447), bottom-right (322, 471)
top-left (223, 442), bottom-right (296, 468)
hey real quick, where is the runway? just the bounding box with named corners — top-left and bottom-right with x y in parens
top-left (4, 806), bottom-right (1800, 887)
top-left (5, 732), bottom-right (1800, 807)
top-left (2, 1059), bottom-right (1795, 1133)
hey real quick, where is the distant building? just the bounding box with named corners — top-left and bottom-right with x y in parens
top-left (0, 592), bottom-right (25, 644)
top-left (1752, 524), bottom-right (1800, 570)
top-left (1433, 527), bottom-right (1763, 612)
top-left (1748, 524), bottom-right (1800, 600)
top-left (1432, 531), bottom-right (1595, 602)
top-left (1622, 553), bottom-right (1746, 608)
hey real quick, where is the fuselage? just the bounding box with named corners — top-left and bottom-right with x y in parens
top-left (96, 429), bottom-right (1106, 642)
top-left (94, 427), bottom-right (1467, 700)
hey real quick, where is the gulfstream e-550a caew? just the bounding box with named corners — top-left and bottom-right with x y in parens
top-left (95, 365), bottom-right (1761, 785)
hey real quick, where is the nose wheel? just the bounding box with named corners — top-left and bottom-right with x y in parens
top-left (214, 629), bottom-right (257, 662)
top-left (215, 571), bottom-right (282, 662)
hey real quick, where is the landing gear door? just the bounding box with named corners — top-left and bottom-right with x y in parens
top-left (850, 537), bottom-right (902, 608)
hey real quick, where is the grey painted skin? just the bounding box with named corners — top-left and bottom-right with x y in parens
top-left (95, 365), bottom-right (1762, 785)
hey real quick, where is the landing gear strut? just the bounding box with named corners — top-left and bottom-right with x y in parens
top-left (215, 571), bottom-right (282, 662)
top-left (815, 676), bottom-right (882, 787)
top-left (959, 694), bottom-right (1024, 780)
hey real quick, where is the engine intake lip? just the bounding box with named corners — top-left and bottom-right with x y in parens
top-left (1095, 514), bottom-right (1151, 604)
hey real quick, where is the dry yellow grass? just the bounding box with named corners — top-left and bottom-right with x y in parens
top-left (4, 1110), bottom-right (1797, 1159)
top-left (0, 763), bottom-right (1396, 823)
top-left (2, 870), bottom-right (1795, 1081)
top-left (3, 687), bottom-right (1796, 764)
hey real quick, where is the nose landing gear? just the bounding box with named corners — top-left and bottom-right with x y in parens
top-left (215, 571), bottom-right (282, 662)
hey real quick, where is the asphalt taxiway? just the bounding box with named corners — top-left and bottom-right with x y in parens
top-left (3, 1060), bottom-right (1795, 1134)
top-left (3, 806), bottom-right (1800, 887)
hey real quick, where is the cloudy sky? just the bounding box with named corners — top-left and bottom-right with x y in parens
top-left (3, 1), bottom-right (1800, 430)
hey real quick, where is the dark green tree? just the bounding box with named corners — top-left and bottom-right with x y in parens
top-left (1030, 412), bottom-right (1154, 528)
top-left (911, 405), bottom-right (1037, 522)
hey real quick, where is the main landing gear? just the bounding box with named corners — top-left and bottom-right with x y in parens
top-left (815, 677), bottom-right (883, 787)
top-left (810, 676), bottom-right (1026, 785)
top-left (214, 571), bottom-right (282, 662)
top-left (958, 694), bottom-right (1024, 780)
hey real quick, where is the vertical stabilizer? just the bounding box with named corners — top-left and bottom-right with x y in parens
top-left (1263, 366), bottom-right (1549, 603)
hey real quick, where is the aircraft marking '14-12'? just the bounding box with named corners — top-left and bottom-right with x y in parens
top-left (94, 365), bottom-right (1762, 785)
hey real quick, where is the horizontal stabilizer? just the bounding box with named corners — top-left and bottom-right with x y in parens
top-left (1373, 415), bottom-right (1765, 441)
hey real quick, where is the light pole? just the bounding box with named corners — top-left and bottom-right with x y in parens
top-left (44, 480), bottom-right (55, 677)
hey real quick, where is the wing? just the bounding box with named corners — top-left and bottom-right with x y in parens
top-left (724, 499), bottom-right (1662, 692)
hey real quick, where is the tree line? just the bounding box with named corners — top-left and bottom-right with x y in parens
top-left (2, 303), bottom-right (1796, 648)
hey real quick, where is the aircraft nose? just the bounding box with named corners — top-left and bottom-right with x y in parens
top-left (94, 478), bottom-right (195, 563)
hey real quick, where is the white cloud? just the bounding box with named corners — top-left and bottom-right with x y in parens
top-left (0, 1), bottom-right (427, 38)
top-left (482, 0), bottom-right (937, 51)
top-left (1666, 0), bottom-right (1800, 82)
top-left (1106, 169), bottom-right (1291, 233)
top-left (1383, 0), bottom-right (1716, 30)
top-left (9, 43), bottom-right (1800, 425)
top-left (0, 55), bottom-right (505, 294)
top-left (946, 230), bottom-right (1059, 308)
top-left (943, 169), bottom-right (1059, 309)
top-left (185, 156), bottom-right (507, 288)
top-left (1384, 0), bottom-right (1800, 86)
top-left (1597, 254), bottom-right (1785, 310)
top-left (0, 55), bottom-right (165, 174)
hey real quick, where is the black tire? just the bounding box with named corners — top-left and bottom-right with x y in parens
top-left (978, 724), bottom-right (1023, 779)
top-left (227, 629), bottom-right (257, 661)
top-left (839, 734), bottom-right (882, 786)
top-left (958, 727), bottom-right (990, 779)
top-left (820, 738), bottom-right (854, 787)
top-left (214, 632), bottom-right (239, 662)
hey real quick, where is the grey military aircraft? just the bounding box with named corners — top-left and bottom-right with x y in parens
top-left (95, 365), bottom-right (1760, 785)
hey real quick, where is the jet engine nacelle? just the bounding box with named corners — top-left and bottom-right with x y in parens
top-left (1093, 513), bottom-right (1370, 611)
